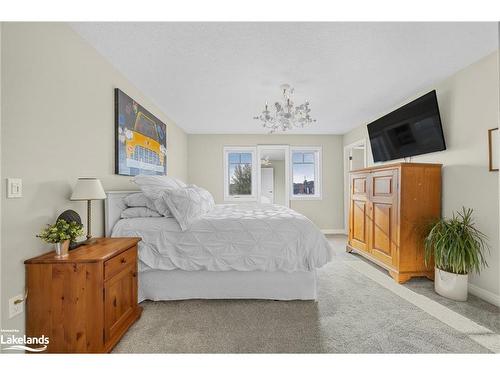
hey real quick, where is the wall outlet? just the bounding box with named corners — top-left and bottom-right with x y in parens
top-left (8, 294), bottom-right (24, 318)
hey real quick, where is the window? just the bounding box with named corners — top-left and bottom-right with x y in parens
top-left (290, 147), bottom-right (322, 200)
top-left (223, 147), bottom-right (257, 201)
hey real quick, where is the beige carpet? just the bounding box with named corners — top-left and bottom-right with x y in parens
top-left (113, 236), bottom-right (497, 353)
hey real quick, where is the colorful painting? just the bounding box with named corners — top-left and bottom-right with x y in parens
top-left (115, 89), bottom-right (167, 176)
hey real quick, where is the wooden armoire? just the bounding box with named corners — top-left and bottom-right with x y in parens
top-left (347, 162), bottom-right (442, 283)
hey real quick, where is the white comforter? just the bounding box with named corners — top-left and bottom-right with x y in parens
top-left (112, 203), bottom-right (333, 272)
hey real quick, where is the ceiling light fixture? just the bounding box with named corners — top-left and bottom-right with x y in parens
top-left (254, 84), bottom-right (316, 133)
top-left (260, 156), bottom-right (271, 166)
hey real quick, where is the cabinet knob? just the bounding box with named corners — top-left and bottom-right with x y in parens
top-left (121, 258), bottom-right (126, 264)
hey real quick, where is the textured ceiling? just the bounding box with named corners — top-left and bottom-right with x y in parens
top-left (71, 22), bottom-right (498, 134)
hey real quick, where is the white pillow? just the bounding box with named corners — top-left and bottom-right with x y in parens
top-left (163, 185), bottom-right (215, 231)
top-left (133, 175), bottom-right (187, 215)
top-left (120, 207), bottom-right (162, 219)
top-left (123, 192), bottom-right (157, 211)
top-left (133, 175), bottom-right (187, 192)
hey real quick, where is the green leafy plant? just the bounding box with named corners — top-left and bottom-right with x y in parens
top-left (37, 219), bottom-right (84, 244)
top-left (230, 164), bottom-right (252, 195)
top-left (424, 207), bottom-right (489, 275)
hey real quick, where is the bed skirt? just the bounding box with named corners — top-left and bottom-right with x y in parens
top-left (138, 269), bottom-right (317, 302)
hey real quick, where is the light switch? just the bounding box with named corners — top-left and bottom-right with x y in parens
top-left (7, 178), bottom-right (23, 198)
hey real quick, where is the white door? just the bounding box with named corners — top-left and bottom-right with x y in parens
top-left (350, 148), bottom-right (365, 171)
top-left (260, 168), bottom-right (274, 204)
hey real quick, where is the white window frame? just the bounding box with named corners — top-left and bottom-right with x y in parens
top-left (290, 146), bottom-right (322, 200)
top-left (223, 146), bottom-right (258, 202)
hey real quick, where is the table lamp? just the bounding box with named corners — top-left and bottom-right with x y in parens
top-left (70, 178), bottom-right (106, 242)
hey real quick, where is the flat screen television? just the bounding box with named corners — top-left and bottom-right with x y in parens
top-left (367, 90), bottom-right (446, 162)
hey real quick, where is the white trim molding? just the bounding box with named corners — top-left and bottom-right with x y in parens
top-left (468, 283), bottom-right (500, 307)
top-left (321, 229), bottom-right (347, 235)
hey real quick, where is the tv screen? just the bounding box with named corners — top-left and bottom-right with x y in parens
top-left (367, 90), bottom-right (446, 162)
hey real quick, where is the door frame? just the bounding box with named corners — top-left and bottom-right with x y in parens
top-left (344, 138), bottom-right (368, 232)
top-left (257, 145), bottom-right (290, 207)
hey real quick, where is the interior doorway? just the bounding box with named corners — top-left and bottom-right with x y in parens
top-left (343, 139), bottom-right (368, 232)
top-left (257, 145), bottom-right (290, 207)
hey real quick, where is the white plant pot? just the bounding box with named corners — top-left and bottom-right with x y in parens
top-left (434, 267), bottom-right (468, 301)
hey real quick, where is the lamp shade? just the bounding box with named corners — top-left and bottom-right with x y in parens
top-left (70, 178), bottom-right (106, 201)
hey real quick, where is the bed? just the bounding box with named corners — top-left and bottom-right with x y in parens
top-left (105, 191), bottom-right (333, 301)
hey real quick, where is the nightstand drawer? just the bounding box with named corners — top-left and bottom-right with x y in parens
top-left (104, 246), bottom-right (137, 280)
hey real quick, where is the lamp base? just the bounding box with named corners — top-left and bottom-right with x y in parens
top-left (83, 237), bottom-right (98, 245)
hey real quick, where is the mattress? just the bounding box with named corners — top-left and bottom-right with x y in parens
top-left (112, 203), bottom-right (333, 273)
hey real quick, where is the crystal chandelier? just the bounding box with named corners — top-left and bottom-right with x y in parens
top-left (254, 84), bottom-right (316, 133)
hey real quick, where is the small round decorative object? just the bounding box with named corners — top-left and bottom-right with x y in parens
top-left (57, 210), bottom-right (82, 226)
top-left (56, 210), bottom-right (83, 250)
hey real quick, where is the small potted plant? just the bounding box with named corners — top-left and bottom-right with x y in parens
top-left (424, 207), bottom-right (489, 301)
top-left (37, 219), bottom-right (84, 257)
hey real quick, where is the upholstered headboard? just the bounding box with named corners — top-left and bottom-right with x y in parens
top-left (104, 191), bottom-right (138, 236)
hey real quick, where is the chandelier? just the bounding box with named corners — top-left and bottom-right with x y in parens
top-left (254, 84), bottom-right (316, 133)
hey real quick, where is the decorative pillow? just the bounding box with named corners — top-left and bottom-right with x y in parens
top-left (163, 185), bottom-right (215, 231)
top-left (120, 207), bottom-right (162, 219)
top-left (123, 192), bottom-right (157, 211)
top-left (133, 175), bottom-right (187, 216)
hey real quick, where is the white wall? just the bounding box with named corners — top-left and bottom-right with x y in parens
top-left (0, 23), bottom-right (188, 331)
top-left (343, 51), bottom-right (500, 306)
top-left (188, 134), bottom-right (344, 231)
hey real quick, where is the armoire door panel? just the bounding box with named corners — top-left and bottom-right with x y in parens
top-left (369, 169), bottom-right (398, 266)
top-left (373, 176), bottom-right (393, 196)
top-left (371, 170), bottom-right (397, 201)
top-left (352, 177), bottom-right (367, 194)
top-left (348, 173), bottom-right (370, 252)
top-left (352, 200), bottom-right (367, 243)
top-left (371, 203), bottom-right (393, 262)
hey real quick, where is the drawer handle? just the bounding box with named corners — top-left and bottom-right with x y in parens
top-left (120, 258), bottom-right (126, 264)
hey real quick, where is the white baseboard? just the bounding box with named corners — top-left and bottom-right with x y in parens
top-left (321, 229), bottom-right (347, 235)
top-left (468, 283), bottom-right (500, 307)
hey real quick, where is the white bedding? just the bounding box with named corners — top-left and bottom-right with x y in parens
top-left (112, 203), bottom-right (333, 273)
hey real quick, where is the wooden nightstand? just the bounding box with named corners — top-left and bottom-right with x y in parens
top-left (25, 237), bottom-right (142, 353)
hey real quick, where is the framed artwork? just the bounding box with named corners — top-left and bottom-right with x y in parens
top-left (115, 88), bottom-right (167, 176)
top-left (488, 127), bottom-right (498, 172)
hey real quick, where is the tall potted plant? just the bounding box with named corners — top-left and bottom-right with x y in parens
top-left (424, 207), bottom-right (489, 301)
